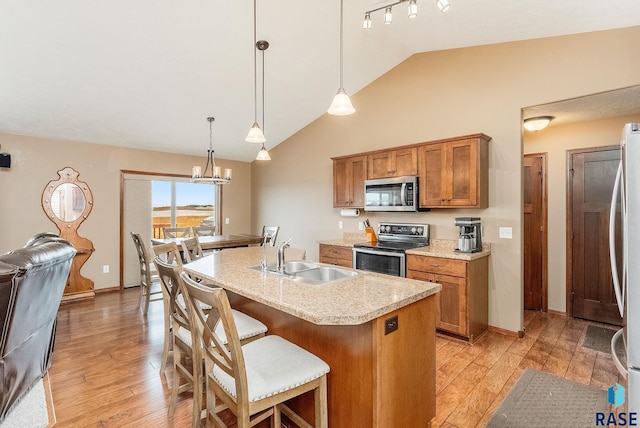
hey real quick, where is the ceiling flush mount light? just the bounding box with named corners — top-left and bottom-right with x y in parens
top-left (245, 0), bottom-right (266, 144)
top-left (364, 0), bottom-right (448, 29)
top-left (328, 0), bottom-right (355, 116)
top-left (523, 116), bottom-right (555, 132)
top-left (192, 117), bottom-right (231, 184)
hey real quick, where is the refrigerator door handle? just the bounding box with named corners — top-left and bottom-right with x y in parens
top-left (612, 328), bottom-right (628, 379)
top-left (610, 161), bottom-right (625, 317)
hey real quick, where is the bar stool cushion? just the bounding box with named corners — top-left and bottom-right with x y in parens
top-left (212, 335), bottom-right (330, 402)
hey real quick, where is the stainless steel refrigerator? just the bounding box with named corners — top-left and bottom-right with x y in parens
top-left (610, 122), bottom-right (640, 412)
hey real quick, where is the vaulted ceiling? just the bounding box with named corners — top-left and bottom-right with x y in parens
top-left (1, 1), bottom-right (639, 161)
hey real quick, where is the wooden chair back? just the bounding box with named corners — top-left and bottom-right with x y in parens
top-left (181, 237), bottom-right (204, 263)
top-left (154, 258), bottom-right (203, 427)
top-left (151, 242), bottom-right (183, 266)
top-left (261, 226), bottom-right (280, 246)
top-left (192, 226), bottom-right (216, 237)
top-left (163, 227), bottom-right (191, 238)
top-left (179, 273), bottom-right (246, 410)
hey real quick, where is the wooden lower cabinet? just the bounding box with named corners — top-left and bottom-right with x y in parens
top-left (407, 254), bottom-right (488, 342)
top-left (319, 244), bottom-right (353, 267)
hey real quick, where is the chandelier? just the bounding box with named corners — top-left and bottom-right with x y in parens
top-left (191, 117), bottom-right (232, 185)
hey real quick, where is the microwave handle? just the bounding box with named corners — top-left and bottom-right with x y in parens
top-left (401, 183), bottom-right (407, 206)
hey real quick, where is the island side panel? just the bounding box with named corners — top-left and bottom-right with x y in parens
top-left (227, 291), bottom-right (375, 427)
top-left (373, 295), bottom-right (436, 427)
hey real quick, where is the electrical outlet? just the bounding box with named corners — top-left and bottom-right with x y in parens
top-left (225, 217), bottom-right (230, 225)
top-left (499, 227), bottom-right (513, 239)
top-left (338, 221), bottom-right (343, 229)
top-left (385, 315), bottom-right (398, 335)
top-left (358, 221), bottom-right (364, 231)
top-left (103, 265), bottom-right (109, 273)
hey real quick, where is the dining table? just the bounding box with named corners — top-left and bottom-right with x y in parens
top-left (151, 234), bottom-right (264, 250)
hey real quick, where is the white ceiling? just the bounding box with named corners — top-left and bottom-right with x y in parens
top-left (1, 0), bottom-right (639, 162)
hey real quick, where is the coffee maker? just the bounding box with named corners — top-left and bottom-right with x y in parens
top-left (454, 217), bottom-right (482, 253)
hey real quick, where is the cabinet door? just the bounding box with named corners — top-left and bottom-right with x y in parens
top-left (433, 273), bottom-right (467, 336)
top-left (418, 143), bottom-right (445, 207)
top-left (350, 156), bottom-right (366, 208)
top-left (368, 148), bottom-right (417, 179)
top-left (447, 139), bottom-right (478, 206)
top-left (333, 156), bottom-right (366, 208)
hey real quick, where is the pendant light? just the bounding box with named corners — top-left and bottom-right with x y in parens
top-left (328, 0), bottom-right (355, 116)
top-left (255, 40), bottom-right (271, 161)
top-left (246, 0), bottom-right (266, 143)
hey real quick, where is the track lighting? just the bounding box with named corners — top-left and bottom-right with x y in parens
top-left (363, 0), bottom-right (449, 29)
top-left (384, 7), bottom-right (393, 24)
top-left (363, 13), bottom-right (372, 29)
top-left (408, 0), bottom-right (418, 18)
top-left (436, 0), bottom-right (450, 13)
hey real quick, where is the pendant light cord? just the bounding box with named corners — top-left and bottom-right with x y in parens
top-left (339, 0), bottom-right (344, 88)
top-left (253, 0), bottom-right (258, 123)
top-left (261, 47), bottom-right (265, 134)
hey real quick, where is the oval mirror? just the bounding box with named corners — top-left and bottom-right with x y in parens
top-left (51, 183), bottom-right (86, 222)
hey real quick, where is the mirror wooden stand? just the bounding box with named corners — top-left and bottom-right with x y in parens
top-left (42, 167), bottom-right (95, 301)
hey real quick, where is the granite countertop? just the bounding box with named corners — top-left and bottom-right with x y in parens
top-left (182, 246), bottom-right (441, 326)
top-left (319, 235), bottom-right (491, 261)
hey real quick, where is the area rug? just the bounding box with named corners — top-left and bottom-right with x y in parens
top-left (486, 368), bottom-right (610, 428)
top-left (582, 325), bottom-right (621, 354)
top-left (0, 379), bottom-right (50, 428)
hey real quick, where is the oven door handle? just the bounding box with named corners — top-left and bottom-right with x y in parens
top-left (353, 248), bottom-right (405, 258)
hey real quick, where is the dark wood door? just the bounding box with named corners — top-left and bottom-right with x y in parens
top-left (524, 154), bottom-right (546, 311)
top-left (569, 147), bottom-right (623, 326)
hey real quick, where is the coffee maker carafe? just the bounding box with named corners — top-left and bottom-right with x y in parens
top-left (454, 217), bottom-right (482, 253)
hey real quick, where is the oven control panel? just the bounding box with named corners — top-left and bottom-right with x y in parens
top-left (378, 222), bottom-right (429, 238)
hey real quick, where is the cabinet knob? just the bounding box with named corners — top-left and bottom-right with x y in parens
top-left (441, 198), bottom-right (445, 202)
top-left (447, 198), bottom-right (451, 202)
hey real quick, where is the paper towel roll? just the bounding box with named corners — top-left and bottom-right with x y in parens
top-left (340, 208), bottom-right (360, 217)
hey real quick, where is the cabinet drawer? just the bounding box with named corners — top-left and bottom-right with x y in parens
top-left (319, 244), bottom-right (353, 262)
top-left (406, 255), bottom-right (466, 277)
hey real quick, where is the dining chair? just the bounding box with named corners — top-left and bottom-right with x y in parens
top-left (163, 227), bottom-right (192, 239)
top-left (261, 225), bottom-right (279, 246)
top-left (179, 272), bottom-right (329, 428)
top-left (192, 226), bottom-right (216, 237)
top-left (150, 241), bottom-right (183, 372)
top-left (130, 232), bottom-right (163, 314)
top-left (155, 261), bottom-right (268, 428)
top-left (181, 237), bottom-right (204, 263)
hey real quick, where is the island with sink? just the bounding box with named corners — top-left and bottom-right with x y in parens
top-left (183, 245), bottom-right (441, 427)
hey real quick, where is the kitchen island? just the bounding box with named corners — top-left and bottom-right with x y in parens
top-left (183, 246), bottom-right (441, 427)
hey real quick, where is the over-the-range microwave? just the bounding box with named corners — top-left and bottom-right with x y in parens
top-left (364, 176), bottom-right (422, 212)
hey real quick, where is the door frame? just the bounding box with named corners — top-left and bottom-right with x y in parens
top-left (565, 145), bottom-right (618, 317)
top-left (523, 153), bottom-right (548, 312)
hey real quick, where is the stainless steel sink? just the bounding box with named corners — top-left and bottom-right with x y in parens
top-left (278, 261), bottom-right (320, 273)
top-left (295, 266), bottom-right (359, 284)
top-left (250, 261), bottom-right (358, 284)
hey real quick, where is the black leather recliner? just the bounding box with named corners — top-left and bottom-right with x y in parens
top-left (0, 234), bottom-right (76, 421)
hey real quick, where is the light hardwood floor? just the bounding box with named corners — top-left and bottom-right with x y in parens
top-left (48, 289), bottom-right (625, 427)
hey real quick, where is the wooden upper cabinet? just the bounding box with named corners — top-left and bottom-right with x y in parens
top-left (367, 148), bottom-right (418, 179)
top-left (418, 136), bottom-right (489, 208)
top-left (333, 155), bottom-right (367, 208)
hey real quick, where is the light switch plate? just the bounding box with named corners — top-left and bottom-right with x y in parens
top-left (103, 265), bottom-right (109, 273)
top-left (338, 221), bottom-right (343, 229)
top-left (499, 227), bottom-right (513, 239)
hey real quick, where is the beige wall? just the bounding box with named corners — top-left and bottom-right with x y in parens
top-left (252, 26), bottom-right (640, 333)
top-left (524, 114), bottom-right (640, 313)
top-left (0, 133), bottom-right (252, 290)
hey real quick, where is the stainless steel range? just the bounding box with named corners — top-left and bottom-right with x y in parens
top-left (352, 222), bottom-right (429, 277)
